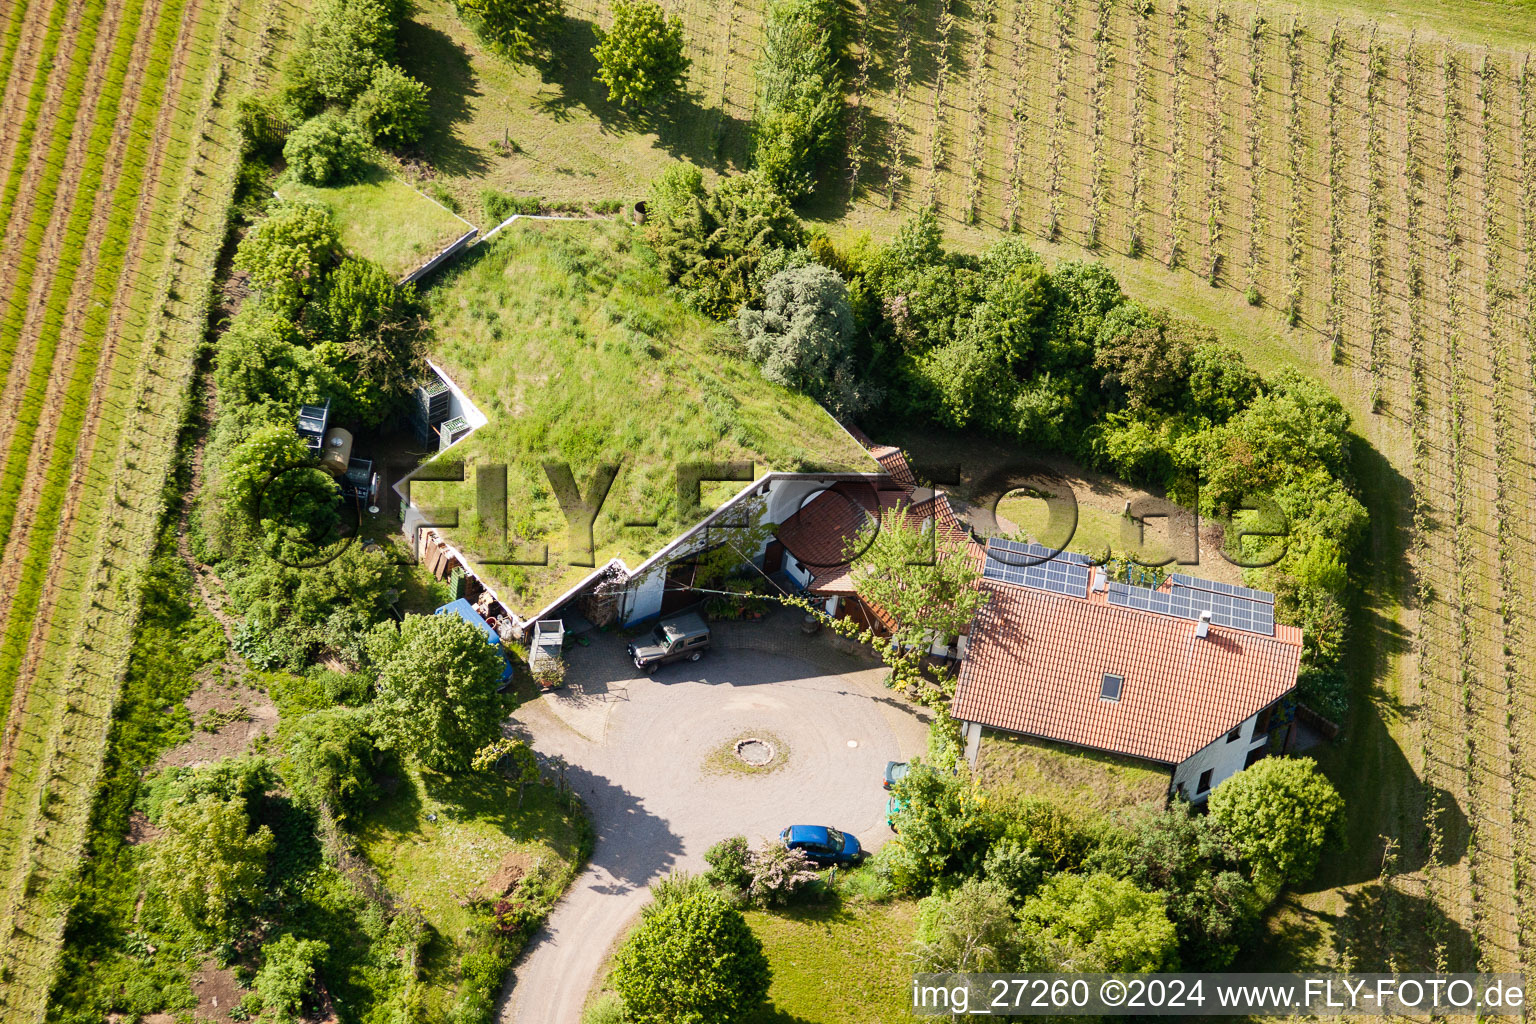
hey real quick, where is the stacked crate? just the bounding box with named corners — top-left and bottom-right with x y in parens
top-left (409, 373), bottom-right (452, 444)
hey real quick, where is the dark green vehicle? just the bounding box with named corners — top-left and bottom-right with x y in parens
top-left (627, 613), bottom-right (711, 674)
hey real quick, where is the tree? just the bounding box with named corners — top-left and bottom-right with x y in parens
top-left (367, 614), bottom-right (505, 771)
top-left (1087, 802), bottom-right (1262, 969)
top-left (472, 736), bottom-right (540, 805)
top-left (750, 0), bottom-right (844, 197)
top-left (592, 0), bottom-right (689, 111)
top-left (847, 507), bottom-right (985, 697)
top-left (233, 200), bottom-right (340, 316)
top-left (284, 707), bottom-right (381, 822)
top-left (1207, 757), bottom-right (1346, 889)
top-left (736, 264), bottom-right (864, 414)
top-left (1092, 303), bottom-right (1204, 413)
top-left (612, 888), bottom-right (771, 1024)
top-left (352, 63), bottom-right (431, 144)
top-left (647, 169), bottom-right (804, 319)
top-left (912, 877), bottom-right (1022, 972)
top-left (1017, 872), bottom-right (1179, 971)
top-left (315, 256), bottom-right (424, 411)
top-left (454, 0), bottom-right (563, 61)
top-left (1187, 343), bottom-right (1262, 423)
top-left (256, 934), bottom-right (329, 1022)
top-left (884, 765), bottom-right (998, 893)
top-left (215, 423), bottom-right (341, 560)
top-left (148, 794), bottom-right (274, 940)
top-left (284, 111), bottom-right (374, 185)
top-left (284, 0), bottom-right (400, 107)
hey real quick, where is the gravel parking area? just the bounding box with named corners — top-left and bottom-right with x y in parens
top-left (497, 615), bottom-right (930, 1024)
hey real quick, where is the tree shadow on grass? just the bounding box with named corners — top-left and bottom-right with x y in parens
top-left (397, 17), bottom-right (491, 178)
top-left (531, 16), bottom-right (749, 172)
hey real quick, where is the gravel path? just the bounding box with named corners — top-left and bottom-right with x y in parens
top-left (497, 620), bottom-right (930, 1024)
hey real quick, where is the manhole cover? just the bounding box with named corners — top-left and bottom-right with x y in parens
top-left (735, 738), bottom-right (774, 766)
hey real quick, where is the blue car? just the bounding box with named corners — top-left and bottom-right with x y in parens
top-left (780, 825), bottom-right (865, 866)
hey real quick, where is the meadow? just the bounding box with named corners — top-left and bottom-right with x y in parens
top-left (0, 0), bottom-right (290, 1009)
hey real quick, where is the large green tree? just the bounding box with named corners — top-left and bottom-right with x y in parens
top-left (751, 0), bottom-right (844, 197)
top-left (592, 0), bottom-right (689, 111)
top-left (884, 765), bottom-right (998, 893)
top-left (367, 613), bottom-right (505, 771)
top-left (612, 888), bottom-right (771, 1024)
top-left (647, 168), bottom-right (804, 319)
top-left (233, 200), bottom-right (340, 317)
top-left (1017, 872), bottom-right (1179, 971)
top-left (1207, 756), bottom-right (1346, 890)
top-left (148, 794), bottom-right (274, 940)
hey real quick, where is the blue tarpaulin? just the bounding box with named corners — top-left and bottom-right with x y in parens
top-left (435, 599), bottom-right (512, 681)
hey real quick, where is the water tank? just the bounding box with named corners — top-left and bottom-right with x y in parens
top-left (320, 427), bottom-right (353, 476)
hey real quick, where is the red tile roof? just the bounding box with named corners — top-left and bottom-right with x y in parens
top-left (953, 578), bottom-right (1303, 765)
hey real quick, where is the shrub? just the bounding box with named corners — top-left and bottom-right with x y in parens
top-left (748, 841), bottom-right (818, 906)
top-left (581, 995), bottom-right (625, 1024)
top-left (284, 112), bottom-right (374, 185)
top-left (148, 795), bottom-right (275, 940)
top-left (592, 0), bottom-right (689, 111)
top-left (352, 63), bottom-right (431, 144)
top-left (481, 188), bottom-right (543, 222)
top-left (1297, 666), bottom-right (1349, 723)
top-left (883, 766), bottom-right (999, 893)
top-left (454, 0), bottom-right (563, 62)
top-left (283, 706), bottom-right (381, 821)
top-left (255, 934), bottom-right (329, 1023)
top-left (704, 835), bottom-right (753, 896)
top-left (1207, 756), bottom-right (1346, 889)
top-left (1017, 872), bottom-right (1179, 971)
top-left (612, 888), bottom-right (771, 1024)
top-left (912, 877), bottom-right (1022, 972)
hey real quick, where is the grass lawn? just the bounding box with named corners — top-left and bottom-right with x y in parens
top-left (412, 218), bottom-right (875, 615)
top-left (355, 765), bottom-right (589, 1015)
top-left (279, 160), bottom-right (475, 281)
top-left (976, 729), bottom-right (1170, 817)
top-left (744, 897), bottom-right (921, 1024)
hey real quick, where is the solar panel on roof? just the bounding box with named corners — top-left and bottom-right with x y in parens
top-left (1106, 578), bottom-right (1276, 635)
top-left (1169, 572), bottom-right (1275, 605)
top-left (982, 538), bottom-right (1092, 598)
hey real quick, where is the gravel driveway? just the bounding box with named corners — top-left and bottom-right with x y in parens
top-left (496, 616), bottom-right (930, 1024)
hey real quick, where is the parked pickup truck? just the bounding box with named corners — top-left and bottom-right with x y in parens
top-left (627, 613), bottom-right (711, 674)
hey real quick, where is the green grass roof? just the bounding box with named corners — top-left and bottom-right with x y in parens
top-left (412, 219), bottom-right (877, 615)
top-left (279, 160), bottom-right (475, 281)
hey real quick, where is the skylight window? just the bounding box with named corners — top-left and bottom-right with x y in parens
top-left (1100, 673), bottom-right (1123, 701)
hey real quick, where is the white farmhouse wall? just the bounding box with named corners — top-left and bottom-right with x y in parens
top-left (622, 564), bottom-right (669, 624)
top-left (1170, 712), bottom-right (1270, 801)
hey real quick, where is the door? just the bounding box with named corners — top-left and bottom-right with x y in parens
top-left (659, 560), bottom-right (697, 615)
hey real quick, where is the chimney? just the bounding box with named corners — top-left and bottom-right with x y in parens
top-left (1195, 610), bottom-right (1211, 638)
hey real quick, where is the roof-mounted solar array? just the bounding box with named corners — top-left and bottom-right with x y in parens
top-left (982, 538), bottom-right (1092, 598)
top-left (1106, 578), bottom-right (1276, 636)
top-left (1168, 573), bottom-right (1275, 606)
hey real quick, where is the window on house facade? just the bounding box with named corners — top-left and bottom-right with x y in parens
top-left (1100, 673), bottom-right (1123, 701)
top-left (1226, 725), bottom-right (1243, 743)
top-left (1197, 769), bottom-right (1214, 794)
